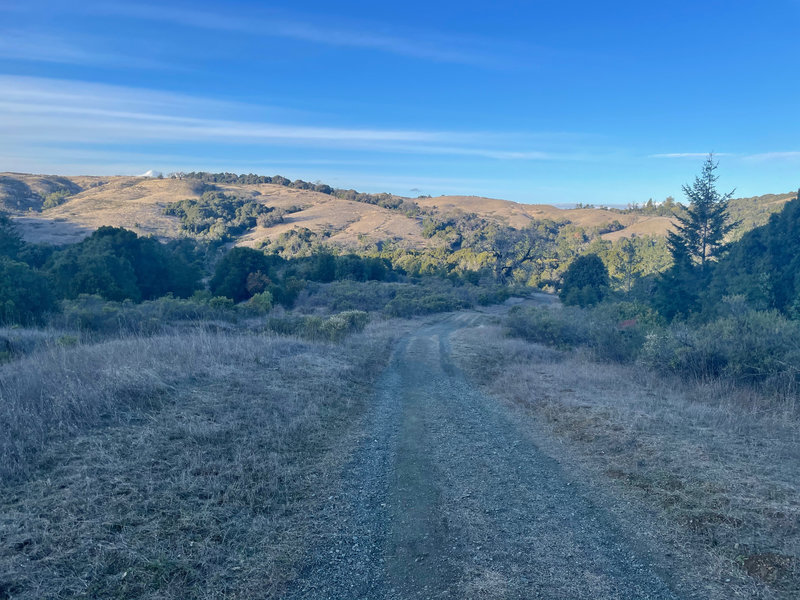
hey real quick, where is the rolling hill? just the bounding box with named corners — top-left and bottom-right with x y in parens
top-left (1, 172), bottom-right (795, 249)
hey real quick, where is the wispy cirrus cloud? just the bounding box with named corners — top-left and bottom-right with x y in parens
top-left (742, 151), bottom-right (800, 161)
top-left (0, 75), bottom-right (577, 163)
top-left (0, 30), bottom-right (167, 69)
top-left (648, 152), bottom-right (731, 158)
top-left (651, 151), bottom-right (800, 163)
top-left (92, 2), bottom-right (525, 68)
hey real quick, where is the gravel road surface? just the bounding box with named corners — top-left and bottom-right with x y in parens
top-left (286, 312), bottom-right (680, 599)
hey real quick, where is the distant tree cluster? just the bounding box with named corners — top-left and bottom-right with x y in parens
top-left (164, 191), bottom-right (276, 241)
top-left (618, 196), bottom-right (683, 217)
top-left (176, 171), bottom-right (423, 215)
top-left (208, 247), bottom-right (395, 308)
top-left (0, 220), bottom-right (203, 323)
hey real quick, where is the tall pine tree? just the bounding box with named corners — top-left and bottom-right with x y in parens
top-left (667, 155), bottom-right (737, 270)
top-left (654, 155), bottom-right (736, 320)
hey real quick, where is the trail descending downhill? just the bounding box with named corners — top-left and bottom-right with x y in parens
top-left (286, 312), bottom-right (680, 599)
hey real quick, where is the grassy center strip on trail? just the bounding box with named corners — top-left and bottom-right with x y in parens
top-left (0, 324), bottom-right (396, 599)
top-left (286, 309), bottom-right (679, 599)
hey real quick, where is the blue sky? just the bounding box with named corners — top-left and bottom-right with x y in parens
top-left (1, 0), bottom-right (799, 205)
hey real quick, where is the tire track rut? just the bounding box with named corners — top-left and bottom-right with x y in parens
top-left (286, 313), bottom-right (680, 599)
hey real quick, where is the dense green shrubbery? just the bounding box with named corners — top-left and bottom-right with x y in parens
top-left (164, 191), bottom-right (275, 241)
top-left (559, 253), bottom-right (609, 307)
top-left (382, 281), bottom-right (507, 317)
top-left (508, 301), bottom-right (661, 361)
top-left (639, 302), bottom-right (800, 388)
top-left (384, 288), bottom-right (471, 318)
top-left (45, 227), bottom-right (202, 302)
top-left (507, 306), bottom-right (591, 349)
top-left (208, 247), bottom-right (306, 308)
top-left (55, 294), bottom-right (243, 335)
top-left (508, 299), bottom-right (800, 392)
top-left (0, 257), bottom-right (56, 324)
top-left (41, 188), bottom-right (74, 209)
top-left (262, 310), bottom-right (370, 341)
top-left (297, 281), bottom-right (403, 312)
top-left (297, 279), bottom-right (510, 317)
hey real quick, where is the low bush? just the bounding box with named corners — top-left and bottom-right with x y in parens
top-left (264, 310), bottom-right (370, 342)
top-left (296, 280), bottom-right (402, 313)
top-left (296, 279), bottom-right (509, 317)
top-left (54, 295), bottom-right (251, 336)
top-left (640, 305), bottom-right (800, 391)
top-left (507, 305), bottom-right (590, 349)
top-left (509, 298), bottom-right (800, 395)
top-left (507, 301), bottom-right (660, 361)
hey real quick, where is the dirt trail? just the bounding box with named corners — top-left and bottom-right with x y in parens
top-left (286, 311), bottom-right (680, 599)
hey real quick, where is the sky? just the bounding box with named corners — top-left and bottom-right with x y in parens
top-left (1, 0), bottom-right (799, 205)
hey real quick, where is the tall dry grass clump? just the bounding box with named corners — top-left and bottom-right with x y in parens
top-left (1, 322), bottom-right (395, 598)
top-left (0, 324), bottom-right (379, 482)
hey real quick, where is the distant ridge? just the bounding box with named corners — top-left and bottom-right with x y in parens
top-left (1, 172), bottom-right (795, 248)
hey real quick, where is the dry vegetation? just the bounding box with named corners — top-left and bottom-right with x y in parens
top-left (0, 322), bottom-right (396, 598)
top-left (450, 323), bottom-right (799, 600)
top-left (7, 175), bottom-right (433, 250)
top-left (2, 173), bottom-right (713, 250)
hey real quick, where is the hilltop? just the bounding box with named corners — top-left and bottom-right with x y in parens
top-left (1, 172), bottom-right (794, 251)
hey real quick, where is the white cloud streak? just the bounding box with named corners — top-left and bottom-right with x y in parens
top-left (648, 152), bottom-right (731, 158)
top-left (742, 151), bottom-right (800, 161)
top-left (0, 75), bottom-right (571, 162)
top-left (93, 2), bottom-right (515, 68)
top-left (0, 30), bottom-right (166, 69)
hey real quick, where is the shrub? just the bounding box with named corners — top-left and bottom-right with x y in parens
top-left (44, 227), bottom-right (201, 302)
top-left (506, 306), bottom-right (590, 349)
top-left (209, 247), bottom-right (277, 302)
top-left (247, 291), bottom-right (274, 313)
top-left (639, 305), bottom-right (800, 390)
top-left (584, 301), bottom-right (662, 362)
top-left (295, 280), bottom-right (401, 313)
top-left (0, 257), bottom-right (56, 324)
top-left (559, 253), bottom-right (609, 307)
top-left (264, 311), bottom-right (370, 342)
top-left (164, 191), bottom-right (274, 241)
top-left (506, 301), bottom-right (659, 362)
top-left (56, 295), bottom-right (242, 336)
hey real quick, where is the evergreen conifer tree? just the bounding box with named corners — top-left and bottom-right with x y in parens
top-left (666, 155), bottom-right (737, 270)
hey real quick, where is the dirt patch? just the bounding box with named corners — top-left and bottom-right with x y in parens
top-left (742, 552), bottom-right (798, 589)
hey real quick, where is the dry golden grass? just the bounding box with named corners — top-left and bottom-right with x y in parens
top-left (450, 324), bottom-right (800, 600)
top-left (602, 215), bottom-right (676, 240)
top-left (0, 322), bottom-right (396, 598)
top-left (415, 195), bottom-right (646, 230)
top-left (3, 172), bottom-right (698, 250)
top-left (9, 174), bottom-right (432, 249)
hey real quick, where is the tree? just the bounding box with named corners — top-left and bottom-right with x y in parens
top-left (484, 224), bottom-right (555, 284)
top-left (607, 238), bottom-right (641, 292)
top-left (652, 238), bottom-right (701, 320)
top-left (44, 227), bottom-right (201, 301)
top-left (0, 213), bottom-right (23, 259)
top-left (0, 257), bottom-right (56, 323)
top-left (559, 253), bottom-right (609, 307)
top-left (209, 247), bottom-right (279, 302)
top-left (667, 155), bottom-right (736, 270)
top-left (708, 190), bottom-right (800, 315)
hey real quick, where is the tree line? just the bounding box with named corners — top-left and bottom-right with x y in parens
top-left (557, 155), bottom-right (800, 324)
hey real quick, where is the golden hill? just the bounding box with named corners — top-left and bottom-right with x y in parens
top-left (2, 173), bottom-right (794, 248)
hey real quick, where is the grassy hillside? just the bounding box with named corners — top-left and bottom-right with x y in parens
top-left (7, 172), bottom-right (791, 250)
